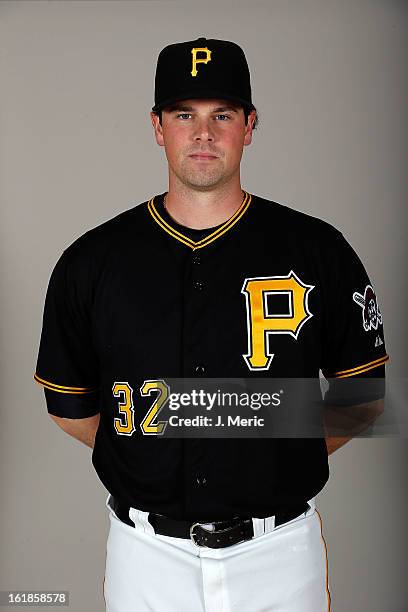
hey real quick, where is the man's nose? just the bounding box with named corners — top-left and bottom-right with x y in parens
top-left (193, 118), bottom-right (215, 141)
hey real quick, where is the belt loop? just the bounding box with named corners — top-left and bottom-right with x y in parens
top-left (264, 516), bottom-right (275, 532)
top-left (252, 517), bottom-right (267, 537)
top-left (252, 515), bottom-right (276, 538)
top-left (129, 507), bottom-right (156, 535)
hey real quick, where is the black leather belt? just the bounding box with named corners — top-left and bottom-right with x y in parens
top-left (109, 496), bottom-right (310, 549)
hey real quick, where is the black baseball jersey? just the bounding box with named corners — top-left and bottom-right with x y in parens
top-left (34, 190), bottom-right (389, 520)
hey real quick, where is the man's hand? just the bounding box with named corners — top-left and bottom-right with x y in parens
top-left (49, 413), bottom-right (100, 449)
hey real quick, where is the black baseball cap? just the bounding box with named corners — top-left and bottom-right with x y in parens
top-left (152, 37), bottom-right (255, 113)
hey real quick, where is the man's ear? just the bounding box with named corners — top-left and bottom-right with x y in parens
top-left (150, 112), bottom-right (165, 146)
top-left (243, 110), bottom-right (257, 146)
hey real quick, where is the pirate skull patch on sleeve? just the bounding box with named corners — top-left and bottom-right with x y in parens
top-left (352, 284), bottom-right (383, 332)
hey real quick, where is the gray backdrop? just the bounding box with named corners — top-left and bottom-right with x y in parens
top-left (1, 1), bottom-right (407, 611)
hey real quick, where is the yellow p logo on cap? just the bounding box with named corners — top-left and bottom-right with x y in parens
top-left (191, 47), bottom-right (212, 77)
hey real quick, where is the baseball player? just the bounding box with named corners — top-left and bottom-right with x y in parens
top-left (34, 37), bottom-right (389, 611)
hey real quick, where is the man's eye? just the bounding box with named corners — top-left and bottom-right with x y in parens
top-left (175, 114), bottom-right (231, 120)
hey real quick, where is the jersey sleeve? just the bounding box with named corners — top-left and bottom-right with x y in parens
top-left (33, 243), bottom-right (100, 418)
top-left (321, 230), bottom-right (390, 383)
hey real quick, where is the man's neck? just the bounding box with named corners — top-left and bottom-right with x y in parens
top-left (163, 185), bottom-right (246, 230)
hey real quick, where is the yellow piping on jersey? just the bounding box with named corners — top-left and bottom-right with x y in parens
top-left (315, 509), bottom-right (332, 611)
top-left (147, 191), bottom-right (252, 250)
top-left (328, 354), bottom-right (389, 379)
top-left (33, 373), bottom-right (98, 394)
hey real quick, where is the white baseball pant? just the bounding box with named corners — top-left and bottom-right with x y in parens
top-left (103, 494), bottom-right (331, 611)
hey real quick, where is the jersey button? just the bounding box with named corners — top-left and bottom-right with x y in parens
top-left (193, 281), bottom-right (204, 291)
top-left (194, 364), bottom-right (206, 375)
top-left (196, 476), bottom-right (207, 485)
top-left (192, 255), bottom-right (201, 265)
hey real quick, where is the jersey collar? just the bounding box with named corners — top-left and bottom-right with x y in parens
top-left (147, 190), bottom-right (252, 250)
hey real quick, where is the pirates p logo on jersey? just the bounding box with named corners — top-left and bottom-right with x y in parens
top-left (241, 271), bottom-right (315, 371)
top-left (352, 284), bottom-right (383, 331)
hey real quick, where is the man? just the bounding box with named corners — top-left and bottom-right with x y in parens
top-left (34, 37), bottom-right (389, 611)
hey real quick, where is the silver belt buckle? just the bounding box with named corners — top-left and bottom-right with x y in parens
top-left (190, 522), bottom-right (212, 547)
top-left (190, 518), bottom-right (249, 548)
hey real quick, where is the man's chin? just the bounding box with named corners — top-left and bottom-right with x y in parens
top-left (183, 173), bottom-right (225, 190)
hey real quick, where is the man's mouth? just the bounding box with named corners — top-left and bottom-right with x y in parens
top-left (189, 154), bottom-right (218, 160)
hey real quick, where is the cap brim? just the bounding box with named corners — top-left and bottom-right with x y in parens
top-left (152, 90), bottom-right (255, 112)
